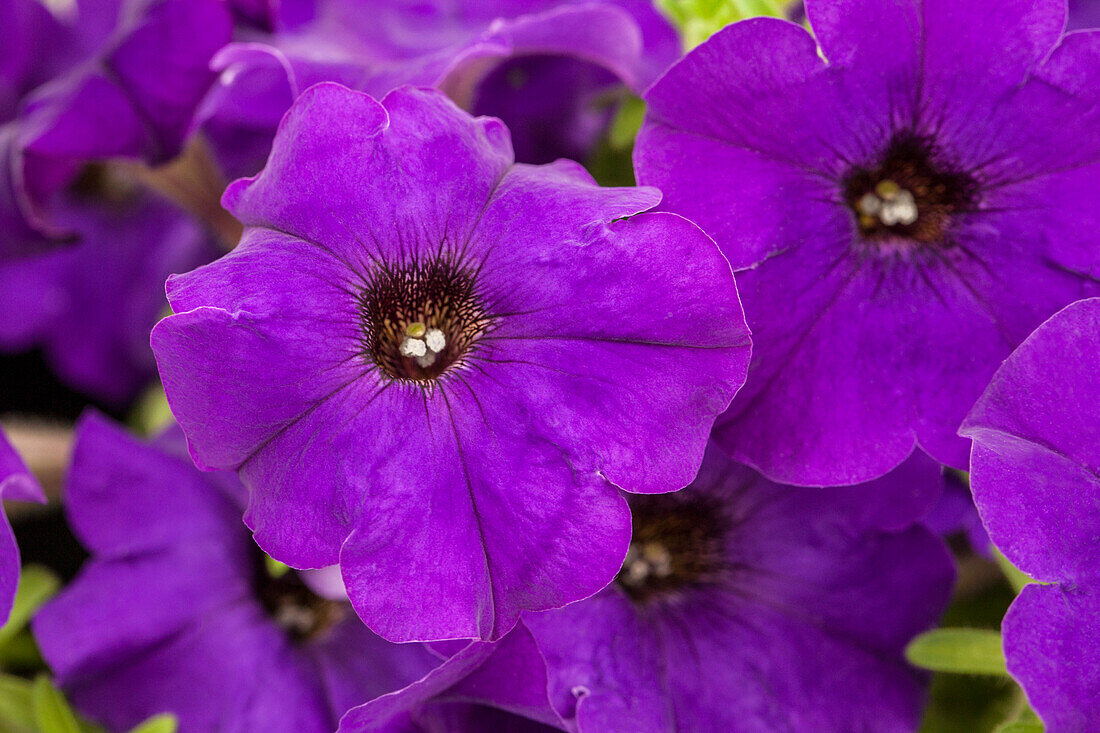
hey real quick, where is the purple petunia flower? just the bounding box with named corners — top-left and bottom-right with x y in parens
top-left (34, 413), bottom-right (563, 732)
top-left (0, 427), bottom-right (45, 623)
top-left (151, 82), bottom-right (750, 642)
top-left (960, 297), bottom-right (1100, 731)
top-left (0, 187), bottom-right (218, 404)
top-left (635, 0), bottom-right (1100, 485)
top-left (0, 0), bottom-right (230, 401)
top-left (524, 444), bottom-right (954, 732)
top-left (1, 0), bottom-right (231, 257)
top-left (197, 0), bottom-right (679, 178)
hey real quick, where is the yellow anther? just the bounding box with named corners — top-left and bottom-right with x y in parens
top-left (874, 179), bottom-right (901, 200)
top-left (405, 322), bottom-right (427, 338)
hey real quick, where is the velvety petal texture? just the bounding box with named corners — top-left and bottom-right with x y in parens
top-left (33, 413), bottom-right (552, 732)
top-left (1069, 0), bottom-right (1100, 30)
top-left (961, 297), bottom-right (1100, 730)
top-left (152, 83), bottom-right (750, 642)
top-left (636, 0), bottom-right (1100, 485)
top-left (0, 427), bottom-right (45, 623)
top-left (524, 445), bottom-right (954, 732)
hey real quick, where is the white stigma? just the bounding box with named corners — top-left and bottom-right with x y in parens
top-left (400, 326), bottom-right (447, 369)
top-left (856, 180), bottom-right (919, 227)
top-left (424, 329), bottom-right (446, 353)
top-left (399, 338), bottom-right (427, 358)
top-left (619, 541), bottom-right (673, 588)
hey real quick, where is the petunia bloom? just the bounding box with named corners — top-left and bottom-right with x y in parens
top-left (523, 444), bottom-right (955, 732)
top-left (961, 297), bottom-right (1100, 732)
top-left (34, 413), bottom-right (563, 732)
top-left (197, 0), bottom-right (679, 178)
top-left (0, 427), bottom-right (45, 623)
top-left (151, 83), bottom-right (750, 642)
top-left (636, 0), bottom-right (1100, 485)
top-left (0, 0), bottom-right (230, 402)
top-left (1, 0), bottom-right (231, 257)
top-left (0, 187), bottom-right (218, 404)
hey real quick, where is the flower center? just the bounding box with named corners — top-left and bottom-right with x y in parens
top-left (615, 495), bottom-right (727, 604)
top-left (254, 557), bottom-right (345, 642)
top-left (358, 255), bottom-right (491, 382)
top-left (843, 132), bottom-right (976, 246)
top-left (69, 163), bottom-right (141, 207)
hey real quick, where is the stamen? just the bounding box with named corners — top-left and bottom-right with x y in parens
top-left (425, 328), bottom-right (446, 353)
top-left (358, 255), bottom-right (491, 382)
top-left (399, 338), bottom-right (427, 358)
top-left (254, 554), bottom-right (345, 642)
top-left (843, 132), bottom-right (976, 247)
top-left (619, 541), bottom-right (674, 588)
top-left (615, 495), bottom-right (728, 604)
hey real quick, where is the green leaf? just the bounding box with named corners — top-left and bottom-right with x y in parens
top-left (995, 703), bottom-right (1044, 732)
top-left (994, 549), bottom-right (1035, 594)
top-left (905, 628), bottom-right (1007, 676)
top-left (0, 629), bottom-right (45, 669)
top-left (608, 96), bottom-right (646, 150)
top-left (0, 567), bottom-right (61, 647)
top-left (128, 713), bottom-right (179, 733)
top-left (129, 384), bottom-right (174, 436)
top-left (31, 675), bottom-right (81, 733)
top-left (264, 554), bottom-right (290, 579)
top-left (0, 673), bottom-right (35, 733)
top-left (995, 722), bottom-right (1044, 733)
top-left (656, 0), bottom-right (788, 48)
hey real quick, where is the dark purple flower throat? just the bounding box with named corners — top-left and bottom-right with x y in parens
top-left (843, 132), bottom-right (976, 246)
top-left (358, 253), bottom-right (492, 383)
top-left (616, 495), bottom-right (727, 604)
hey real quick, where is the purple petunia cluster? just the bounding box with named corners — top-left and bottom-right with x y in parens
top-left (1, 0), bottom-right (1099, 731)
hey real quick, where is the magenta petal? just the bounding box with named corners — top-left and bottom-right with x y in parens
top-left (222, 84), bottom-right (514, 262)
top-left (525, 447), bottom-right (953, 732)
top-left (337, 377), bottom-right (631, 641)
top-left (0, 427), bottom-right (45, 623)
top-left (1003, 584), bottom-right (1100, 732)
top-left (962, 298), bottom-right (1100, 728)
top-left (638, 0), bottom-right (1099, 486)
top-left (337, 639), bottom-right (498, 732)
top-left (62, 413), bottom-right (242, 556)
top-left (963, 298), bottom-right (1100, 582)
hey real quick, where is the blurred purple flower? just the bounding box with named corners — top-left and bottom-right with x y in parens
top-left (961, 297), bottom-right (1100, 731)
top-left (636, 0), bottom-right (1100, 485)
top-left (524, 445), bottom-right (954, 732)
top-left (921, 469), bottom-right (991, 557)
top-left (151, 83), bottom-right (750, 643)
top-left (198, 0), bottom-right (679, 177)
top-left (0, 427), bottom-right (45, 623)
top-left (0, 0), bottom-right (230, 402)
top-left (2, 0), bottom-right (231, 255)
top-left (34, 413), bottom-right (559, 732)
top-left (0, 187), bottom-right (217, 404)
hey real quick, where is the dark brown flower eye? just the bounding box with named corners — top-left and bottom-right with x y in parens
top-left (616, 495), bottom-right (728, 604)
top-left (358, 254), bottom-right (492, 383)
top-left (254, 557), bottom-right (345, 642)
top-left (843, 132), bottom-right (977, 246)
